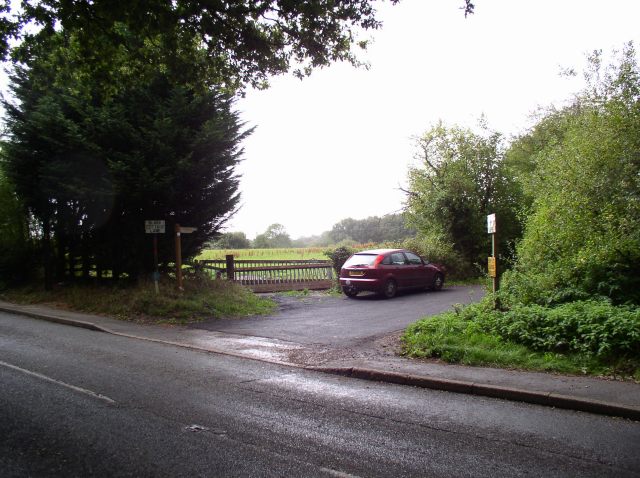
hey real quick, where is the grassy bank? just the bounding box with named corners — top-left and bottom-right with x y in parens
top-left (403, 299), bottom-right (640, 381)
top-left (1, 276), bottom-right (276, 324)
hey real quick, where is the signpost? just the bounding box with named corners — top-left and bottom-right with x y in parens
top-left (145, 220), bottom-right (166, 234)
top-left (487, 213), bottom-right (499, 307)
top-left (175, 224), bottom-right (197, 291)
top-left (145, 220), bottom-right (165, 294)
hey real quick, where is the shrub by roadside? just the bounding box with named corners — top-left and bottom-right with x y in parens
top-left (403, 298), bottom-right (640, 380)
top-left (400, 236), bottom-right (476, 280)
top-left (324, 245), bottom-right (354, 277)
top-left (0, 276), bottom-right (275, 324)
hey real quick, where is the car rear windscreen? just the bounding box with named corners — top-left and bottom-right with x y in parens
top-left (343, 254), bottom-right (378, 267)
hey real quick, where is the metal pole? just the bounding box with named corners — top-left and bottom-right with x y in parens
top-left (491, 216), bottom-right (499, 310)
top-left (491, 232), bottom-right (499, 295)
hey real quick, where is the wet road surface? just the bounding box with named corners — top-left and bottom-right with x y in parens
top-left (2, 312), bottom-right (639, 477)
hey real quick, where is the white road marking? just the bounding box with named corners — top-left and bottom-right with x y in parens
top-left (0, 359), bottom-right (116, 404)
top-left (318, 466), bottom-right (362, 478)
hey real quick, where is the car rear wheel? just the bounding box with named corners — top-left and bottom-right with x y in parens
top-left (342, 287), bottom-right (358, 298)
top-left (431, 273), bottom-right (444, 291)
top-left (381, 279), bottom-right (397, 299)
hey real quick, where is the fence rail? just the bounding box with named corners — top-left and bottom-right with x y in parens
top-left (195, 257), bottom-right (334, 292)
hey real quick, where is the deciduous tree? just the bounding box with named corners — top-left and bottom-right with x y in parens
top-left (253, 223), bottom-right (291, 249)
top-left (404, 120), bottom-right (522, 272)
top-left (213, 232), bottom-right (252, 250)
top-left (504, 44), bottom-right (640, 305)
top-left (3, 0), bottom-right (407, 91)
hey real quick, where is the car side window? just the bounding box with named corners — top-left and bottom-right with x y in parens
top-left (390, 252), bottom-right (406, 265)
top-left (381, 255), bottom-right (392, 265)
top-left (405, 252), bottom-right (423, 265)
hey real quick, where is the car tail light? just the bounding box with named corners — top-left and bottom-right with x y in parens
top-left (372, 254), bottom-right (385, 267)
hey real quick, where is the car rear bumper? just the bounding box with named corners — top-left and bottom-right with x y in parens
top-left (339, 277), bottom-right (382, 293)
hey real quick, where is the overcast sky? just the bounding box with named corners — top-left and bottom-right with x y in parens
top-left (231, 0), bottom-right (640, 240)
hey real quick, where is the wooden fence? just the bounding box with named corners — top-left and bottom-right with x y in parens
top-left (195, 256), bottom-right (334, 292)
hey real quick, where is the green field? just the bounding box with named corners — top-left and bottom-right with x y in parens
top-left (197, 247), bottom-right (331, 261)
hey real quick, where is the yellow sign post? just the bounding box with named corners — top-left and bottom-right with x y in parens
top-left (487, 256), bottom-right (497, 278)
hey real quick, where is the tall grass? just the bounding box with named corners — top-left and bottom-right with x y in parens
top-left (1, 276), bottom-right (276, 324)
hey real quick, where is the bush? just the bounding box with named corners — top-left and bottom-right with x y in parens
top-left (324, 245), bottom-right (354, 277)
top-left (498, 268), bottom-right (594, 308)
top-left (0, 242), bottom-right (37, 290)
top-left (402, 309), bottom-right (587, 373)
top-left (403, 297), bottom-right (640, 377)
top-left (0, 177), bottom-right (37, 289)
top-left (473, 300), bottom-right (640, 360)
top-left (401, 236), bottom-right (475, 280)
top-left (503, 234), bottom-right (640, 307)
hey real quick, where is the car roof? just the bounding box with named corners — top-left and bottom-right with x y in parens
top-left (353, 249), bottom-right (405, 255)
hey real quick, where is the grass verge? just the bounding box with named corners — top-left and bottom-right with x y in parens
top-left (402, 303), bottom-right (640, 381)
top-left (445, 277), bottom-right (490, 287)
top-left (0, 276), bottom-right (276, 324)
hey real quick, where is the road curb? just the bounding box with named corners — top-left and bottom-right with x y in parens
top-left (0, 305), bottom-right (109, 333)
top-left (0, 303), bottom-right (305, 368)
top-left (312, 366), bottom-right (640, 421)
top-left (4, 302), bottom-right (639, 421)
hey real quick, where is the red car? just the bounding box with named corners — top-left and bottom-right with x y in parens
top-left (339, 249), bottom-right (445, 299)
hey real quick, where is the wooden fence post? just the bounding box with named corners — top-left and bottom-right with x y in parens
top-left (226, 254), bottom-right (235, 281)
top-left (175, 223), bottom-right (183, 291)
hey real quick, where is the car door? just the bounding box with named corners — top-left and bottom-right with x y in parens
top-left (389, 252), bottom-right (409, 287)
top-left (403, 251), bottom-right (427, 287)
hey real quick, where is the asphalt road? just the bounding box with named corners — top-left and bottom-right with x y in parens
top-left (191, 285), bottom-right (485, 345)
top-left (2, 312), bottom-right (639, 477)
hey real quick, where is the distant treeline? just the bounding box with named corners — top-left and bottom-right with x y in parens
top-left (212, 214), bottom-right (415, 249)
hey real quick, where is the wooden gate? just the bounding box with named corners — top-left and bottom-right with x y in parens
top-left (195, 257), bottom-right (334, 292)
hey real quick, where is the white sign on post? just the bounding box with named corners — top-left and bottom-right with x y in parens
top-left (145, 220), bottom-right (166, 234)
top-left (487, 214), bottom-right (496, 234)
